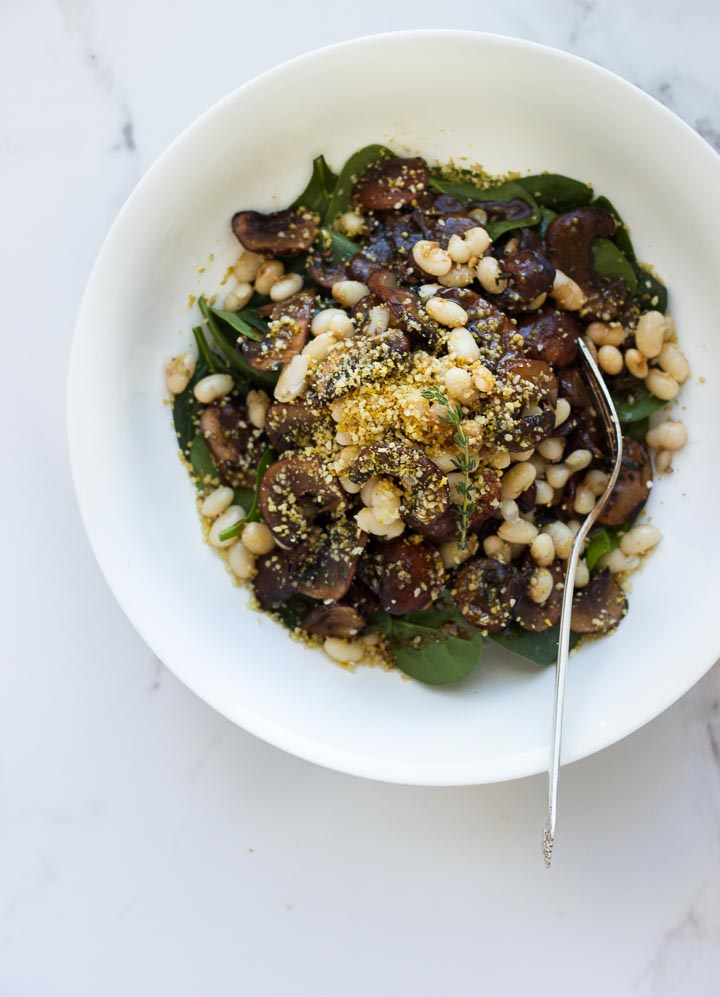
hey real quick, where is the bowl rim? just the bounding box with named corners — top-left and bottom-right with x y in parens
top-left (68, 29), bottom-right (720, 785)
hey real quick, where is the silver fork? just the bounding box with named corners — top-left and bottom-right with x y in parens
top-left (543, 337), bottom-right (624, 867)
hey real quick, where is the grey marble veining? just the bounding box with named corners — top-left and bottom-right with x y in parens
top-left (2, 1), bottom-right (719, 994)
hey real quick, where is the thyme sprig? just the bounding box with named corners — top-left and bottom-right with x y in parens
top-left (422, 387), bottom-right (477, 550)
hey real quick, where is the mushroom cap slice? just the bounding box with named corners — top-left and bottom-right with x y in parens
top-left (516, 306), bottom-right (580, 368)
top-left (301, 604), bottom-right (366, 639)
top-left (492, 356), bottom-right (559, 451)
top-left (451, 557), bottom-right (524, 632)
top-left (367, 269), bottom-right (442, 350)
top-left (199, 399), bottom-right (263, 488)
top-left (571, 571), bottom-right (627, 634)
top-left (259, 455), bottom-right (346, 547)
top-left (497, 249), bottom-right (556, 314)
top-left (514, 560), bottom-right (565, 633)
top-left (253, 551), bottom-right (298, 610)
top-left (232, 207), bottom-right (319, 256)
top-left (242, 290), bottom-right (314, 371)
top-left (348, 442), bottom-right (450, 537)
top-left (293, 518), bottom-right (368, 601)
top-left (359, 535), bottom-right (444, 615)
top-left (313, 328), bottom-right (411, 403)
top-left (265, 401), bottom-right (331, 452)
top-left (596, 437), bottom-right (653, 526)
top-left (352, 156), bottom-right (430, 212)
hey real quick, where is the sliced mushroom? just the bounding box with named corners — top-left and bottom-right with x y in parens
top-left (258, 455), bottom-right (346, 547)
top-left (451, 557), bottom-right (523, 632)
top-left (367, 269), bottom-right (442, 349)
top-left (199, 399), bottom-right (263, 487)
top-left (306, 255), bottom-right (348, 290)
top-left (473, 197), bottom-right (535, 225)
top-left (253, 550), bottom-right (297, 610)
top-left (265, 401), bottom-right (331, 452)
top-left (301, 603), bottom-right (366, 638)
top-left (545, 206), bottom-right (632, 322)
top-left (242, 290), bottom-right (314, 371)
top-left (516, 307), bottom-right (580, 368)
top-left (232, 207), bottom-right (319, 256)
top-left (313, 327), bottom-right (411, 403)
top-left (359, 535), bottom-right (444, 615)
top-left (352, 156), bottom-right (430, 212)
top-left (497, 249), bottom-right (555, 314)
top-left (596, 437), bottom-right (652, 526)
top-left (437, 287), bottom-right (514, 359)
top-left (293, 518), bottom-right (367, 601)
top-left (571, 571), bottom-right (627, 634)
top-left (492, 357), bottom-right (558, 450)
top-left (514, 559), bottom-right (565, 633)
top-left (349, 443), bottom-right (450, 538)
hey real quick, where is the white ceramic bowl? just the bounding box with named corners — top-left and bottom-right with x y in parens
top-left (68, 31), bottom-right (720, 785)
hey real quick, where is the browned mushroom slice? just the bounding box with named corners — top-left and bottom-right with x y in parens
top-left (242, 290), bottom-right (314, 371)
top-left (253, 550), bottom-right (297, 610)
top-left (596, 437), bottom-right (653, 526)
top-left (493, 357), bottom-right (559, 451)
top-left (516, 307), bottom-right (580, 368)
top-left (293, 518), bottom-right (367, 601)
top-left (367, 269), bottom-right (442, 349)
top-left (515, 560), bottom-right (565, 633)
top-left (570, 571), bottom-right (627, 634)
top-left (313, 328), bottom-right (411, 403)
top-left (301, 604), bottom-right (366, 638)
top-left (264, 401), bottom-right (330, 452)
top-left (258, 455), bottom-right (346, 547)
top-left (306, 256), bottom-right (347, 290)
top-left (544, 206), bottom-right (632, 322)
top-left (352, 156), bottom-right (430, 212)
top-left (348, 443), bottom-right (450, 538)
top-left (474, 197), bottom-right (535, 226)
top-left (556, 365), bottom-right (604, 457)
top-left (199, 399), bottom-right (262, 487)
top-left (232, 207), bottom-right (319, 256)
top-left (451, 558), bottom-right (524, 632)
top-left (496, 249), bottom-right (556, 314)
top-left (437, 287), bottom-right (514, 358)
top-left (360, 535), bottom-right (444, 615)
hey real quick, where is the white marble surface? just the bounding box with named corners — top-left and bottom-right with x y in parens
top-left (3, 1), bottom-right (720, 994)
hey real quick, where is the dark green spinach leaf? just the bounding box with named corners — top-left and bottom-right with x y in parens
top-left (322, 228), bottom-right (361, 262)
top-left (171, 332), bottom-right (213, 454)
top-left (633, 265), bottom-right (668, 313)
top-left (593, 238), bottom-right (638, 292)
top-left (585, 529), bottom-right (619, 572)
top-left (198, 296), bottom-right (277, 390)
top-left (208, 305), bottom-right (264, 342)
top-left (491, 625), bottom-right (580, 667)
top-left (189, 434), bottom-right (218, 487)
top-left (592, 195), bottom-right (637, 262)
top-left (324, 144), bottom-right (394, 224)
top-left (612, 387), bottom-right (667, 423)
top-left (429, 176), bottom-right (541, 239)
top-left (522, 174), bottom-right (593, 211)
top-left (218, 447), bottom-right (274, 542)
top-left (291, 154), bottom-right (338, 214)
top-left (371, 601), bottom-right (483, 685)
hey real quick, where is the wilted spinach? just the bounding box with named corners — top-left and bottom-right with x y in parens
top-left (218, 447), bottom-right (274, 542)
top-left (371, 599), bottom-right (483, 685)
top-left (491, 625), bottom-right (580, 667)
top-left (521, 173), bottom-right (593, 211)
top-left (323, 144), bottom-right (393, 224)
top-left (291, 154), bottom-right (339, 215)
top-left (593, 238), bottom-right (638, 292)
top-left (612, 387), bottom-right (667, 424)
top-left (198, 296), bottom-right (277, 390)
top-left (429, 175), bottom-right (541, 239)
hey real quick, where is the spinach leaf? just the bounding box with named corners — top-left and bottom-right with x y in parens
top-left (538, 206), bottom-right (557, 238)
top-left (585, 529), bottom-right (619, 572)
top-left (491, 625), bottom-right (580, 667)
top-left (198, 296), bottom-right (277, 390)
top-left (592, 196), bottom-right (668, 311)
top-left (633, 265), bottom-right (668, 314)
top-left (429, 176), bottom-right (541, 239)
top-left (592, 195), bottom-right (637, 262)
top-left (218, 447), bottom-right (274, 542)
top-left (626, 415), bottom-right (650, 442)
top-left (324, 144), bottom-right (394, 224)
top-left (274, 597), bottom-right (311, 630)
top-left (593, 238), bottom-right (638, 292)
top-left (235, 308), bottom-right (270, 336)
top-left (189, 434), bottom-right (218, 487)
top-left (612, 387), bottom-right (667, 423)
top-left (521, 174), bottom-right (593, 211)
top-left (171, 333), bottom-right (213, 454)
top-left (371, 601), bottom-right (483, 686)
top-left (291, 154), bottom-right (338, 214)
top-left (208, 305), bottom-right (264, 342)
top-left (322, 228), bottom-right (361, 262)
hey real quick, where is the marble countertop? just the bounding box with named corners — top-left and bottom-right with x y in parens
top-left (3, 1), bottom-right (720, 994)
